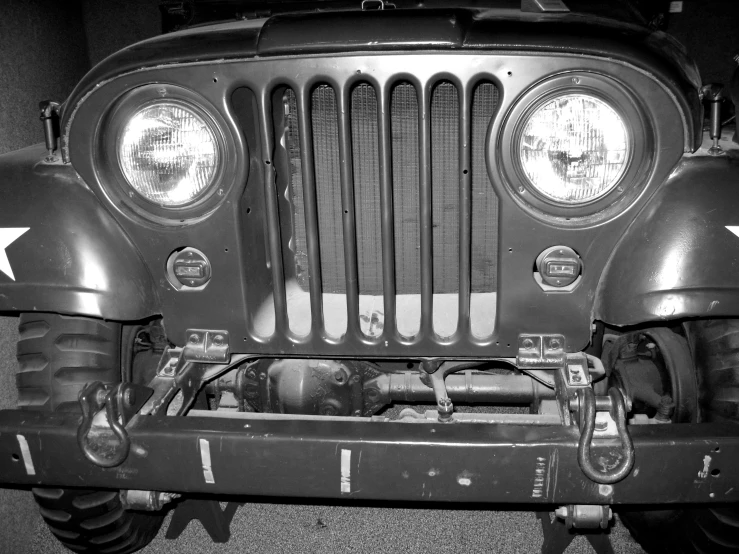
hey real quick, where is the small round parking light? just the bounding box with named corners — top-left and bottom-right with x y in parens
top-left (535, 246), bottom-right (582, 289)
top-left (166, 247), bottom-right (212, 290)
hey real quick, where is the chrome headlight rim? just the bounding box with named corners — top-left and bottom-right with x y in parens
top-left (100, 84), bottom-right (235, 226)
top-left (498, 73), bottom-right (652, 225)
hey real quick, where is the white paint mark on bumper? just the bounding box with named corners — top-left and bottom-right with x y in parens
top-left (16, 435), bottom-right (35, 476)
top-left (199, 438), bottom-right (215, 484)
top-left (341, 449), bottom-right (351, 494)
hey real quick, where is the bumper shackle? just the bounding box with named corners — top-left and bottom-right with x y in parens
top-left (577, 387), bottom-right (635, 484)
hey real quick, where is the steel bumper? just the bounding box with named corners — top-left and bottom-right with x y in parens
top-left (1, 409), bottom-right (737, 505)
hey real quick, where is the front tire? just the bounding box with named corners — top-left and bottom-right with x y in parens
top-left (16, 313), bottom-right (164, 554)
top-left (618, 320), bottom-right (739, 554)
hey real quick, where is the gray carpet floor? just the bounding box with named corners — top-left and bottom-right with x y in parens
top-left (0, 315), bottom-right (644, 553)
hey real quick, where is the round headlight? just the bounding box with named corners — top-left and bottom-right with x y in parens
top-left (518, 94), bottom-right (630, 204)
top-left (118, 102), bottom-right (219, 207)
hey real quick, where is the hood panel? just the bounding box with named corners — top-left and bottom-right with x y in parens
top-left (61, 8), bottom-right (701, 153)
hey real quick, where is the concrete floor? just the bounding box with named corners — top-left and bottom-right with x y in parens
top-left (0, 315), bottom-right (644, 553)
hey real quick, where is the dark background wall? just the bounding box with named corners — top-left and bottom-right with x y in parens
top-left (0, 0), bottom-right (90, 155)
top-left (1, 0), bottom-right (738, 158)
top-left (0, 0), bottom-right (160, 156)
top-left (666, 0), bottom-right (739, 85)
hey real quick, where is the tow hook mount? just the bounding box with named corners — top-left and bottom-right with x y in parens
top-left (519, 333), bottom-right (635, 484)
top-left (76, 381), bottom-right (152, 468)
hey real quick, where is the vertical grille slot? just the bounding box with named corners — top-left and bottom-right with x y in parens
top-left (470, 82), bottom-right (499, 338)
top-left (431, 81), bottom-right (460, 338)
top-left (281, 88), bottom-right (312, 337)
top-left (391, 82), bottom-right (421, 338)
top-left (311, 85), bottom-right (347, 338)
top-left (351, 84), bottom-right (385, 337)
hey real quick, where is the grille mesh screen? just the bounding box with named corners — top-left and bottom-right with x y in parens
top-left (281, 80), bottom-right (499, 334)
top-left (391, 83), bottom-right (421, 295)
top-left (351, 84), bottom-right (383, 296)
top-left (471, 83), bottom-right (499, 293)
top-left (431, 82), bottom-right (460, 294)
top-left (311, 86), bottom-right (345, 293)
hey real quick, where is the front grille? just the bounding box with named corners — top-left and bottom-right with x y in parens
top-left (270, 76), bottom-right (499, 341)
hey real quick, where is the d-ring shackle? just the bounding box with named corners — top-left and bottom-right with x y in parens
top-left (577, 387), bottom-right (635, 484)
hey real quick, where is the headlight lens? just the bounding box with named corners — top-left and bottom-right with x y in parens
top-left (118, 102), bottom-right (219, 206)
top-left (518, 94), bottom-right (629, 204)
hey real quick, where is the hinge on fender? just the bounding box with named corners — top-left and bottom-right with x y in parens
top-left (39, 100), bottom-right (60, 161)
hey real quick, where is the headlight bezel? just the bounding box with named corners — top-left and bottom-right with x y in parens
top-left (99, 83), bottom-right (235, 225)
top-left (498, 73), bottom-right (652, 225)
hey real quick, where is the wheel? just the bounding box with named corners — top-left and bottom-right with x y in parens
top-left (612, 320), bottom-right (739, 554)
top-left (16, 313), bottom-right (165, 554)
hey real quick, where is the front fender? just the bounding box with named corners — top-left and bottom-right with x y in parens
top-left (0, 144), bottom-right (159, 320)
top-left (596, 154), bottom-right (739, 325)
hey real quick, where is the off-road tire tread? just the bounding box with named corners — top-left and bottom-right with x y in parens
top-left (620, 320), bottom-right (739, 554)
top-left (16, 314), bottom-right (120, 412)
top-left (32, 487), bottom-right (162, 554)
top-left (16, 314), bottom-right (163, 554)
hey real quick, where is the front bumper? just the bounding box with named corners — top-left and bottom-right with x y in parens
top-left (1, 409), bottom-right (736, 504)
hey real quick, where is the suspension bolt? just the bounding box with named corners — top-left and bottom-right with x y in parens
top-left (438, 398), bottom-right (453, 422)
top-left (320, 404), bottom-right (337, 416)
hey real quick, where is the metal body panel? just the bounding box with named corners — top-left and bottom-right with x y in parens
top-left (1, 409), bottom-right (735, 504)
top-left (596, 155), bottom-right (739, 325)
top-left (0, 145), bottom-right (158, 320)
top-left (67, 53), bottom-right (686, 356)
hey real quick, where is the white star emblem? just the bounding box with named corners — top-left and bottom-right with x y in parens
top-left (727, 226), bottom-right (739, 239)
top-left (0, 228), bottom-right (30, 281)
